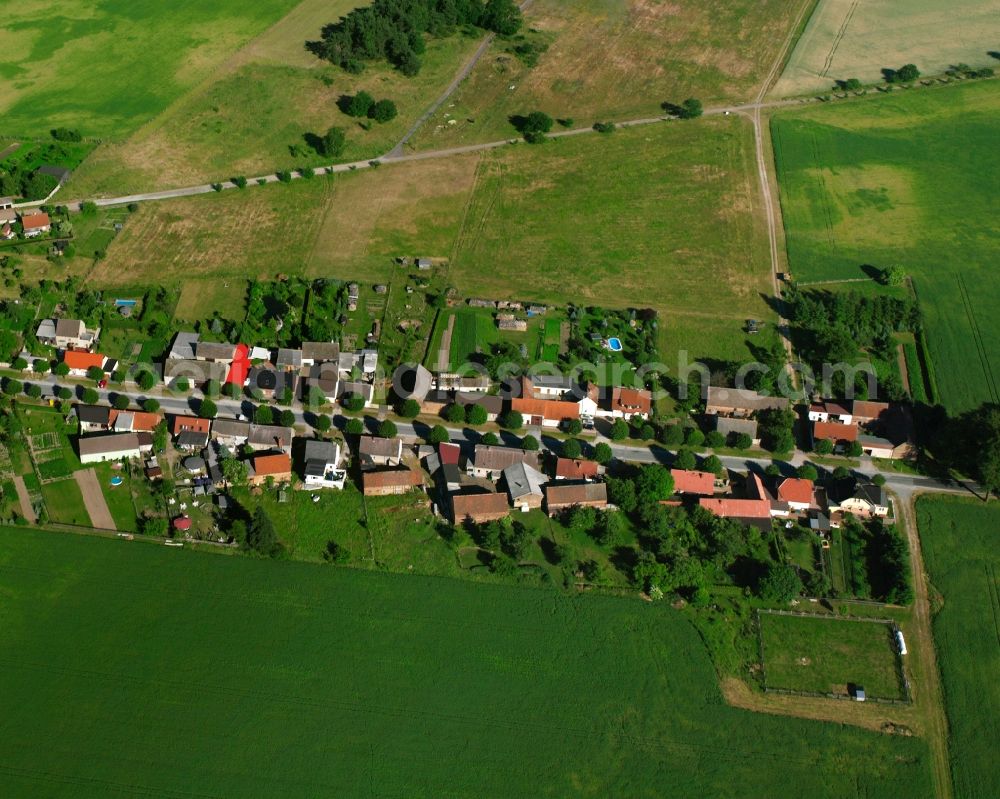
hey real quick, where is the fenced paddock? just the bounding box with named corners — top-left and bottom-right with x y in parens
top-left (757, 609), bottom-right (910, 703)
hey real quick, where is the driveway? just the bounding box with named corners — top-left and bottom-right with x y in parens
top-left (74, 469), bottom-right (116, 531)
top-left (12, 476), bottom-right (36, 523)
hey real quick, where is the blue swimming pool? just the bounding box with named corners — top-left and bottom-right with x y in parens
top-left (606, 337), bottom-right (623, 352)
top-left (114, 298), bottom-right (137, 307)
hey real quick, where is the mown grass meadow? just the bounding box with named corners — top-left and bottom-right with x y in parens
top-left (0, 527), bottom-right (932, 798)
top-left (917, 496), bottom-right (1000, 799)
top-left (760, 612), bottom-right (905, 699)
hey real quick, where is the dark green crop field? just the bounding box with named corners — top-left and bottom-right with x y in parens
top-left (772, 81), bottom-right (1000, 412)
top-left (0, 0), bottom-right (300, 137)
top-left (0, 528), bottom-right (931, 798)
top-left (917, 496), bottom-right (1000, 799)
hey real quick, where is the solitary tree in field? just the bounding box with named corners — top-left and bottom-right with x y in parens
top-left (883, 264), bottom-right (906, 286)
top-left (679, 98), bottom-right (703, 119)
top-left (319, 127), bottom-right (347, 158)
top-left (517, 110), bottom-right (554, 143)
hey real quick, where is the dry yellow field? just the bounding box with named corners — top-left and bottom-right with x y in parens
top-left (773, 0), bottom-right (1000, 97)
top-left (410, 0), bottom-right (813, 151)
top-left (89, 156), bottom-right (480, 288)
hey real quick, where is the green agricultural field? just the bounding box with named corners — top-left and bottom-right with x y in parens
top-left (0, 0), bottom-right (301, 138)
top-left (760, 612), bottom-right (905, 700)
top-left (0, 528), bottom-right (933, 797)
top-left (917, 496), bottom-right (1000, 799)
top-left (772, 81), bottom-right (1000, 411)
top-left (773, 0), bottom-right (1000, 97)
top-left (65, 0), bottom-right (484, 197)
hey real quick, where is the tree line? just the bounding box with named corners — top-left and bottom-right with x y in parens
top-left (307, 0), bottom-right (523, 76)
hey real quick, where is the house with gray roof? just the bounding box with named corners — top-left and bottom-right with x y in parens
top-left (503, 461), bottom-right (547, 510)
top-left (303, 439), bottom-right (345, 490)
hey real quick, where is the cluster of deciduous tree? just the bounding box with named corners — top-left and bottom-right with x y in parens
top-left (308, 0), bottom-right (522, 75)
top-left (338, 92), bottom-right (398, 123)
top-left (603, 464), bottom-right (789, 602)
top-left (786, 288), bottom-right (919, 399)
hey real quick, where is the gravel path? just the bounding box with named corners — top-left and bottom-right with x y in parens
top-left (13, 475), bottom-right (36, 523)
top-left (74, 468), bottom-right (116, 531)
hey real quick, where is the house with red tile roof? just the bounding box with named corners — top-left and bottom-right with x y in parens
top-left (776, 478), bottom-right (817, 511)
top-left (555, 458), bottom-right (599, 481)
top-left (451, 491), bottom-right (510, 524)
top-left (248, 453), bottom-right (292, 486)
top-left (511, 396), bottom-right (580, 428)
top-left (671, 468), bottom-right (716, 496)
top-left (603, 387), bottom-right (652, 420)
top-left (19, 211), bottom-right (51, 237)
top-left (699, 497), bottom-right (772, 530)
top-left (812, 420), bottom-right (859, 446)
top-left (171, 415), bottom-right (211, 437)
top-left (62, 350), bottom-right (106, 376)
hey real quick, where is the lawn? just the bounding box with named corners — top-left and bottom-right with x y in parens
top-left (64, 0), bottom-right (484, 197)
top-left (410, 0), bottom-right (814, 151)
top-left (0, 526), bottom-right (933, 797)
top-left (773, 0), bottom-right (1000, 97)
top-left (449, 116), bottom-right (775, 364)
top-left (92, 462), bottom-right (143, 532)
top-left (771, 80), bottom-right (1000, 412)
top-left (760, 612), bottom-right (905, 700)
top-left (0, 0), bottom-right (301, 138)
top-left (917, 496), bottom-right (1000, 799)
top-left (39, 478), bottom-right (90, 527)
